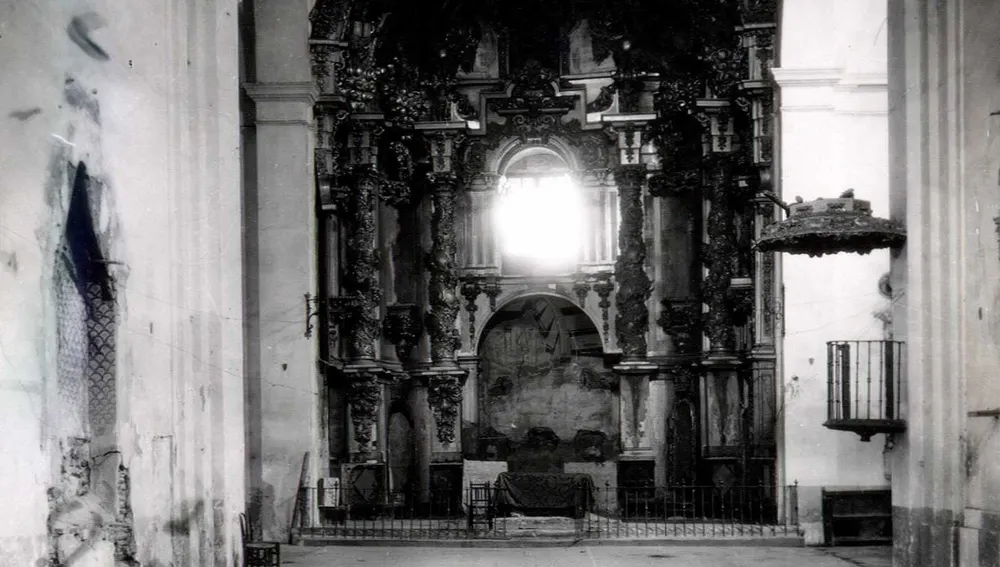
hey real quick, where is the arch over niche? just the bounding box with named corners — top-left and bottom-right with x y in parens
top-left (473, 293), bottom-right (616, 472)
top-left (473, 290), bottom-right (607, 351)
top-left (489, 136), bottom-right (583, 176)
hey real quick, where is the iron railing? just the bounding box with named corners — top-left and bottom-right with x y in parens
top-left (825, 340), bottom-right (906, 440)
top-left (293, 482), bottom-right (799, 541)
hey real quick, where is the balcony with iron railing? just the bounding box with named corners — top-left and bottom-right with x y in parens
top-left (824, 340), bottom-right (906, 441)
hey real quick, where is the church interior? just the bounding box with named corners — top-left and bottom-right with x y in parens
top-left (288, 0), bottom-right (783, 536)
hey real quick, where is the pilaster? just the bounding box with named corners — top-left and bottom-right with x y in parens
top-left (244, 69), bottom-right (321, 542)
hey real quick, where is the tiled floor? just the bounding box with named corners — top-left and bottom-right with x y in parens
top-left (281, 544), bottom-right (893, 567)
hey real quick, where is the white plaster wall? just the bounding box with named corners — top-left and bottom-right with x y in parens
top-left (774, 0), bottom-right (891, 545)
top-left (0, 1), bottom-right (244, 565)
top-left (244, 0), bottom-right (323, 543)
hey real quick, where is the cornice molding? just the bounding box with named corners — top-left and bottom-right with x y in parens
top-left (770, 67), bottom-right (842, 88)
top-left (836, 72), bottom-right (889, 90)
top-left (244, 82), bottom-right (320, 104)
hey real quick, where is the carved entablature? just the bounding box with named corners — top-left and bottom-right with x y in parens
top-left (486, 61), bottom-right (582, 145)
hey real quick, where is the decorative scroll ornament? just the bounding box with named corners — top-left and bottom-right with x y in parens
top-left (347, 371), bottom-right (383, 452)
top-left (739, 0), bottom-right (778, 24)
top-left (613, 165), bottom-right (653, 360)
top-left (587, 85), bottom-right (616, 114)
top-left (461, 280), bottom-right (482, 349)
top-left (593, 272), bottom-right (615, 343)
top-left (563, 121), bottom-right (613, 171)
top-left (654, 76), bottom-right (703, 117)
top-left (383, 303), bottom-right (423, 362)
top-left (572, 277), bottom-right (592, 308)
top-left (648, 169), bottom-right (701, 198)
top-left (428, 373), bottom-right (464, 444)
top-left (757, 190), bottom-right (906, 257)
top-left (327, 295), bottom-right (361, 356)
top-left (425, 174), bottom-right (462, 363)
top-left (495, 60), bottom-right (576, 115)
top-left (706, 46), bottom-right (744, 98)
top-left (483, 278), bottom-right (502, 312)
top-left (490, 60), bottom-right (578, 144)
top-left (657, 299), bottom-right (702, 355)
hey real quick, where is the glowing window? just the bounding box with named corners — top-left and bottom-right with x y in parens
top-left (495, 151), bottom-right (583, 271)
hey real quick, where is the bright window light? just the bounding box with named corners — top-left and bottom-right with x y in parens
top-left (495, 173), bottom-right (583, 266)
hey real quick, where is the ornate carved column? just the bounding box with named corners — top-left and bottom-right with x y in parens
top-left (696, 103), bottom-right (745, 472)
top-left (340, 120), bottom-right (388, 460)
top-left (342, 123), bottom-right (383, 363)
top-left (605, 118), bottom-right (660, 469)
top-left (426, 170), bottom-right (462, 367)
top-left (703, 157), bottom-right (738, 357)
top-left (614, 162), bottom-right (653, 360)
top-left (413, 124), bottom-right (469, 501)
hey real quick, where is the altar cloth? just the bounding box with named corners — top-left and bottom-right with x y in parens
top-left (494, 472), bottom-right (594, 517)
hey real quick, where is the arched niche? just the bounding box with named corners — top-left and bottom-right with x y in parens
top-left (473, 294), bottom-right (616, 472)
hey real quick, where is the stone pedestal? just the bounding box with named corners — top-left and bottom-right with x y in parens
top-left (701, 355), bottom-right (743, 452)
top-left (409, 380), bottom-right (432, 505)
top-left (614, 362), bottom-right (661, 460)
top-left (649, 377), bottom-right (674, 488)
top-left (343, 366), bottom-right (389, 463)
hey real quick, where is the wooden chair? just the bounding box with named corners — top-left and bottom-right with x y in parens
top-left (239, 513), bottom-right (280, 567)
top-left (467, 483), bottom-right (495, 531)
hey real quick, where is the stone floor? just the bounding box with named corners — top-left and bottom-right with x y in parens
top-left (281, 544), bottom-right (893, 567)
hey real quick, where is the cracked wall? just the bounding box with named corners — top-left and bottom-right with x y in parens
top-left (0, 2), bottom-right (244, 566)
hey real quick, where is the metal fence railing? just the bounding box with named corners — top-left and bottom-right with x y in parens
top-left (292, 482), bottom-right (799, 541)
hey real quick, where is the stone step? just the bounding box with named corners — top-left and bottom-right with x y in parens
top-left (497, 516), bottom-right (581, 538)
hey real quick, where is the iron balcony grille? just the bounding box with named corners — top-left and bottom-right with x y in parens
top-left (825, 340), bottom-right (906, 441)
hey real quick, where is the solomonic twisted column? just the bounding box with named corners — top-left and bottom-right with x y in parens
top-left (415, 127), bottom-right (469, 461)
top-left (613, 163), bottom-right (653, 361)
top-left (343, 165), bottom-right (382, 362)
top-left (704, 159), bottom-right (738, 356)
top-left (424, 171), bottom-right (466, 445)
top-left (341, 122), bottom-right (385, 457)
top-left (426, 172), bottom-right (462, 367)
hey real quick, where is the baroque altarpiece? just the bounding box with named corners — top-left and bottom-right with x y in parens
top-left (308, 0), bottom-right (780, 511)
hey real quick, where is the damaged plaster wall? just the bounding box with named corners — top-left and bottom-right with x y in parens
top-left (773, 0), bottom-right (892, 546)
top-left (0, 1), bottom-right (243, 565)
